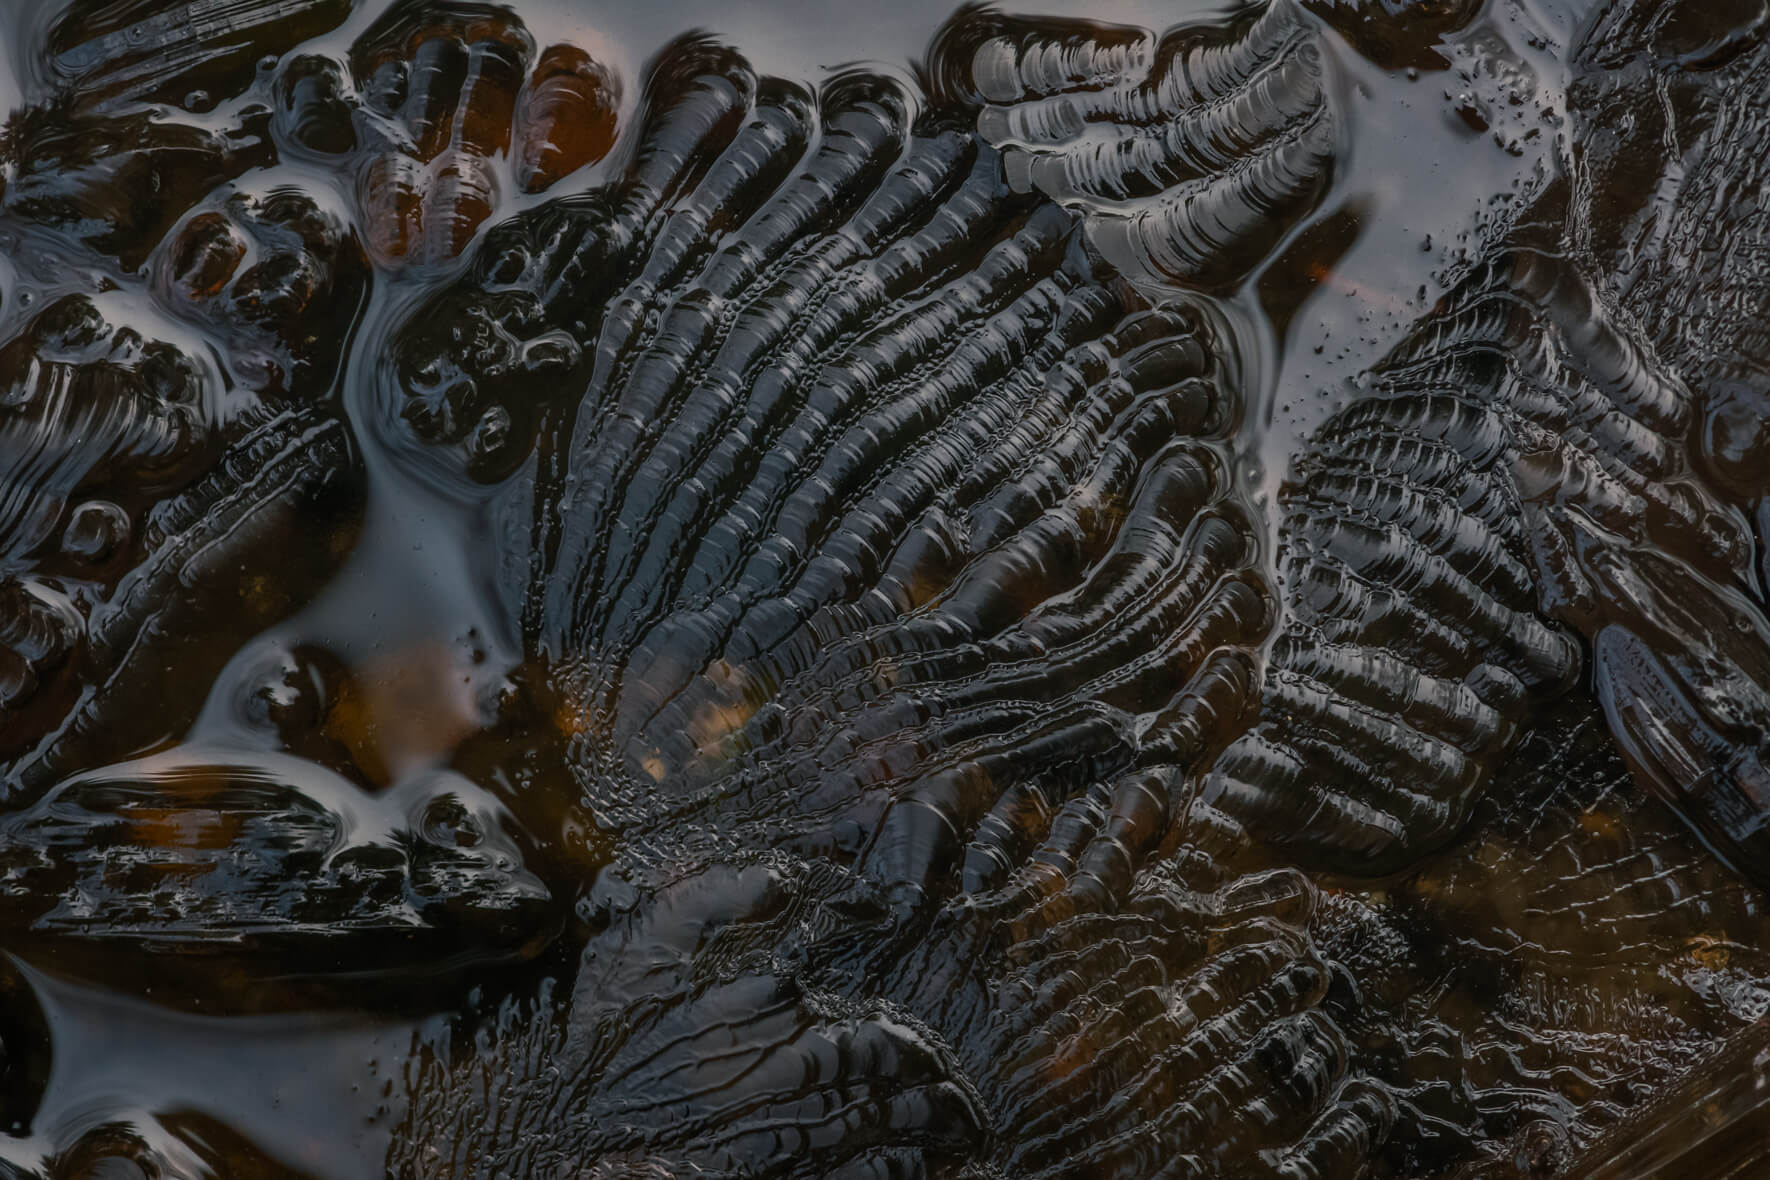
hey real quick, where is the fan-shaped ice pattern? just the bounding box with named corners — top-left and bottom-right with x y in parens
top-left (1185, 0), bottom-right (1770, 887)
top-left (377, 39), bottom-right (1407, 1174)
top-left (392, 49), bottom-right (1278, 904)
top-left (840, 862), bottom-right (1393, 1178)
top-left (1555, 0), bottom-right (1770, 885)
top-left (395, 860), bottom-right (985, 1179)
top-left (947, 1), bottom-right (1338, 290)
top-left (0, 0), bottom-right (1765, 1175)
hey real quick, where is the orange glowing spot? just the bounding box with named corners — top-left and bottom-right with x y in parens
top-left (1687, 934), bottom-right (1733, 970)
top-left (1578, 806), bottom-right (1624, 840)
top-left (553, 703), bottom-right (591, 737)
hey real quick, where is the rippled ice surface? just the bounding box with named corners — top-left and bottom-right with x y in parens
top-left (1, 0), bottom-right (1769, 1176)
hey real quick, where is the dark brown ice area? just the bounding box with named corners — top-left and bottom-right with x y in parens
top-left (2, 0), bottom-right (1770, 1176)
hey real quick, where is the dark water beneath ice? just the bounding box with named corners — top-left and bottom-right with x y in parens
top-left (2, 0), bottom-right (1769, 1176)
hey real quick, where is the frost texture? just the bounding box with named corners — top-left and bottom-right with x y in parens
top-left (955, 2), bottom-right (1338, 290)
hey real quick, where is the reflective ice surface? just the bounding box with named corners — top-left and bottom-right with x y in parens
top-left (1, 0), bottom-right (1769, 1176)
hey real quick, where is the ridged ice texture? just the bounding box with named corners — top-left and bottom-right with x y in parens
top-left (46, 0), bottom-right (352, 115)
top-left (393, 854), bottom-right (1391, 1179)
top-left (1404, 712), bottom-right (1770, 973)
top-left (3, 405), bottom-right (364, 801)
top-left (269, 1), bottom-right (623, 271)
top-left (416, 56), bottom-right (1278, 901)
top-left (395, 861), bottom-right (984, 1179)
top-left (511, 44), bottom-right (621, 194)
top-left (1562, 4), bottom-right (1770, 868)
top-left (1562, 1011), bottom-right (1770, 1180)
top-left (384, 40), bottom-right (1394, 1178)
top-left (1312, 710), bottom-right (1770, 1171)
top-left (838, 860), bottom-right (1394, 1178)
top-left (0, 294), bottom-right (210, 563)
top-left (348, 3), bottom-right (533, 269)
top-left (1579, 537), bottom-right (1770, 885)
top-left (0, 102), bottom-right (271, 269)
top-left (1641, 67), bottom-right (1770, 507)
top-left (0, 1), bottom-right (334, 270)
top-left (0, 294), bottom-right (215, 755)
top-left (0, 3), bottom-right (1766, 1176)
top-left (0, 578), bottom-right (83, 722)
top-left (1570, 0), bottom-right (1770, 507)
top-left (1202, 230), bottom-right (1759, 872)
top-left (0, 752), bottom-right (548, 974)
top-left (952, 1), bottom-right (1337, 290)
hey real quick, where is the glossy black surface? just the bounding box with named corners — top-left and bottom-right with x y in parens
top-left (1, 1), bottom-right (1768, 1176)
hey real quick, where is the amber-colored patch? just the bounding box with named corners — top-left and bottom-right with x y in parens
top-left (1686, 934), bottom-right (1733, 970)
top-left (324, 641), bottom-right (482, 786)
top-left (1578, 806), bottom-right (1625, 840)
